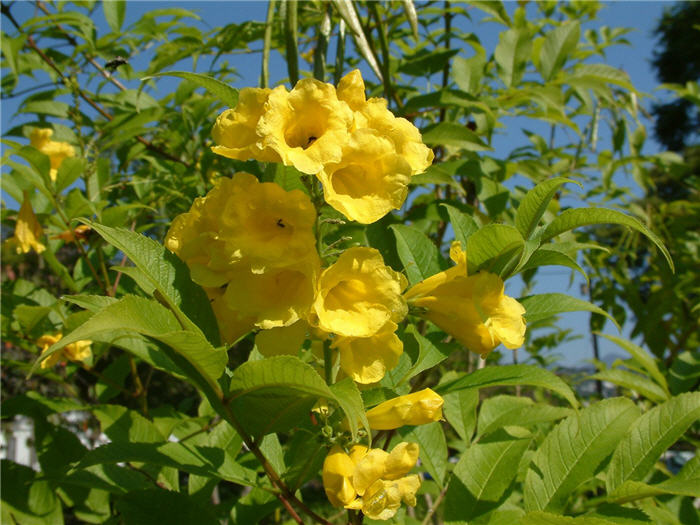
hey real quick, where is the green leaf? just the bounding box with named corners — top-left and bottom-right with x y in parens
top-left (452, 54), bottom-right (487, 95)
top-left (75, 441), bottom-right (255, 487)
top-left (520, 511), bottom-right (646, 525)
top-left (599, 334), bottom-right (669, 396)
top-left (606, 392), bottom-right (700, 492)
top-left (608, 478), bottom-right (700, 504)
top-left (477, 395), bottom-right (573, 437)
top-left (54, 157), bottom-right (86, 193)
top-left (398, 49), bottom-right (460, 76)
top-left (539, 21), bottom-right (580, 81)
top-left (401, 422), bottom-right (448, 487)
top-left (495, 27), bottom-right (532, 87)
top-left (103, 1), bottom-right (126, 32)
top-left (84, 220), bottom-right (220, 346)
top-left (524, 398), bottom-right (640, 512)
top-left (669, 351), bottom-right (700, 395)
top-left (390, 224), bottom-right (444, 286)
top-left (517, 246), bottom-right (588, 282)
top-left (422, 122), bottom-right (491, 151)
top-left (115, 488), bottom-right (219, 525)
top-left (514, 178), bottom-right (579, 239)
top-left (1, 460), bottom-right (64, 525)
top-left (520, 293), bottom-right (620, 330)
top-left (444, 428), bottom-right (531, 522)
top-left (441, 383), bottom-right (478, 442)
top-left (466, 224), bottom-right (525, 276)
top-left (142, 71), bottom-right (238, 109)
top-left (436, 364), bottom-right (579, 409)
top-left (397, 325), bottom-right (451, 385)
top-left (227, 356), bottom-right (335, 440)
top-left (330, 378), bottom-right (370, 442)
top-left (590, 369), bottom-right (669, 403)
top-left (39, 295), bottom-right (226, 392)
top-left (442, 203), bottom-right (479, 247)
top-left (541, 208), bottom-right (674, 272)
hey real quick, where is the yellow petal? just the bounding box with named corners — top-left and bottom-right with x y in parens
top-left (316, 129), bottom-right (412, 224)
top-left (337, 69), bottom-right (367, 111)
top-left (30, 128), bottom-right (75, 182)
top-left (322, 445), bottom-right (357, 507)
top-left (255, 320), bottom-right (308, 357)
top-left (258, 79), bottom-right (354, 174)
top-left (335, 322), bottom-right (403, 384)
top-left (312, 247), bottom-right (407, 338)
top-left (384, 442), bottom-right (419, 480)
top-left (365, 388), bottom-right (444, 430)
top-left (361, 479), bottom-right (402, 520)
top-left (396, 474), bottom-right (421, 506)
top-left (352, 448), bottom-right (389, 496)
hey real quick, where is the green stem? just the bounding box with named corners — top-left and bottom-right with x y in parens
top-left (261, 0), bottom-right (276, 87)
top-left (323, 339), bottom-right (333, 385)
top-left (284, 0), bottom-right (299, 85)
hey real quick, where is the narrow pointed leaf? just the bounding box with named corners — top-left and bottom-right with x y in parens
top-left (515, 177), bottom-right (578, 239)
top-left (520, 293), bottom-right (620, 330)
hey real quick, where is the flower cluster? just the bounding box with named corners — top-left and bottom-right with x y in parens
top-left (165, 172), bottom-right (320, 343)
top-left (406, 242), bottom-right (527, 357)
top-left (37, 333), bottom-right (92, 369)
top-left (211, 70), bottom-right (433, 224)
top-left (323, 442), bottom-right (421, 520)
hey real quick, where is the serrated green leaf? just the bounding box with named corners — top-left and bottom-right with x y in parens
top-left (515, 177), bottom-right (578, 239)
top-left (466, 223), bottom-right (525, 276)
top-left (442, 384), bottom-right (478, 442)
top-left (608, 478), bottom-right (700, 504)
top-left (478, 395), bottom-right (573, 436)
top-left (539, 21), bottom-right (580, 81)
top-left (397, 325), bottom-right (451, 385)
top-left (390, 224), bottom-right (444, 286)
top-left (84, 220), bottom-right (220, 346)
top-left (103, 1), bottom-right (126, 32)
top-left (39, 295), bottom-right (226, 391)
top-left (524, 398), bottom-right (640, 512)
top-left (55, 157), bottom-right (86, 193)
top-left (142, 71), bottom-right (238, 109)
top-left (541, 208), bottom-right (673, 272)
top-left (444, 428), bottom-right (531, 522)
top-left (422, 122), bottom-right (491, 151)
top-left (520, 293), bottom-right (620, 330)
top-left (607, 392), bottom-right (700, 492)
top-left (401, 422), bottom-right (447, 487)
top-left (227, 356), bottom-right (335, 439)
top-left (590, 369), bottom-right (669, 403)
top-left (517, 246), bottom-right (588, 282)
top-left (495, 27), bottom-right (532, 87)
top-left (442, 203), bottom-right (479, 247)
top-left (599, 334), bottom-right (669, 396)
top-left (436, 364), bottom-right (579, 409)
top-left (330, 378), bottom-right (370, 443)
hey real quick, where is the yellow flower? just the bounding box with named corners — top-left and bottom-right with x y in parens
top-left (211, 88), bottom-right (281, 163)
top-left (37, 333), bottom-right (92, 369)
top-left (322, 445), bottom-right (358, 507)
top-left (345, 442), bottom-right (421, 521)
top-left (337, 70), bottom-right (434, 175)
top-left (333, 322), bottom-right (403, 384)
top-left (29, 128), bottom-right (75, 181)
top-left (254, 320), bottom-right (308, 357)
top-left (316, 129), bottom-right (412, 224)
top-left (166, 173), bottom-right (318, 284)
top-left (7, 193), bottom-right (46, 254)
top-left (257, 78), bottom-right (354, 174)
top-left (405, 242), bottom-right (526, 357)
top-left (365, 388), bottom-right (444, 430)
top-left (207, 288), bottom-right (256, 344)
top-left (311, 247), bottom-right (408, 338)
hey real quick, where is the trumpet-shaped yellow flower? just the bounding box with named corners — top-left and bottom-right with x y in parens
top-left (333, 321), bottom-right (403, 384)
top-left (8, 193), bottom-right (46, 254)
top-left (365, 388), bottom-right (444, 430)
top-left (211, 88), bottom-right (281, 163)
top-left (405, 242), bottom-right (526, 357)
top-left (322, 445), bottom-right (358, 507)
top-left (254, 320), bottom-right (309, 357)
top-left (29, 128), bottom-right (75, 181)
top-left (166, 173), bottom-right (319, 284)
top-left (207, 288), bottom-right (256, 344)
top-left (311, 247), bottom-right (408, 338)
top-left (337, 70), bottom-right (434, 176)
top-left (316, 129), bottom-right (412, 224)
top-left (324, 441), bottom-right (420, 521)
top-left (37, 333), bottom-right (92, 369)
top-left (257, 78), bottom-right (354, 174)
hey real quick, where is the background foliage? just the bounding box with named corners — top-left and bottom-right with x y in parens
top-left (2, 1), bottom-right (698, 524)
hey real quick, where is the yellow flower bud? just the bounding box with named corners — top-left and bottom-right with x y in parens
top-left (322, 445), bottom-right (357, 507)
top-left (37, 333), bottom-right (92, 369)
top-left (7, 193), bottom-right (45, 254)
top-left (365, 389), bottom-right (444, 430)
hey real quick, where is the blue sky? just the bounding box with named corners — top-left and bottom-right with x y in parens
top-left (1, 1), bottom-right (675, 367)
